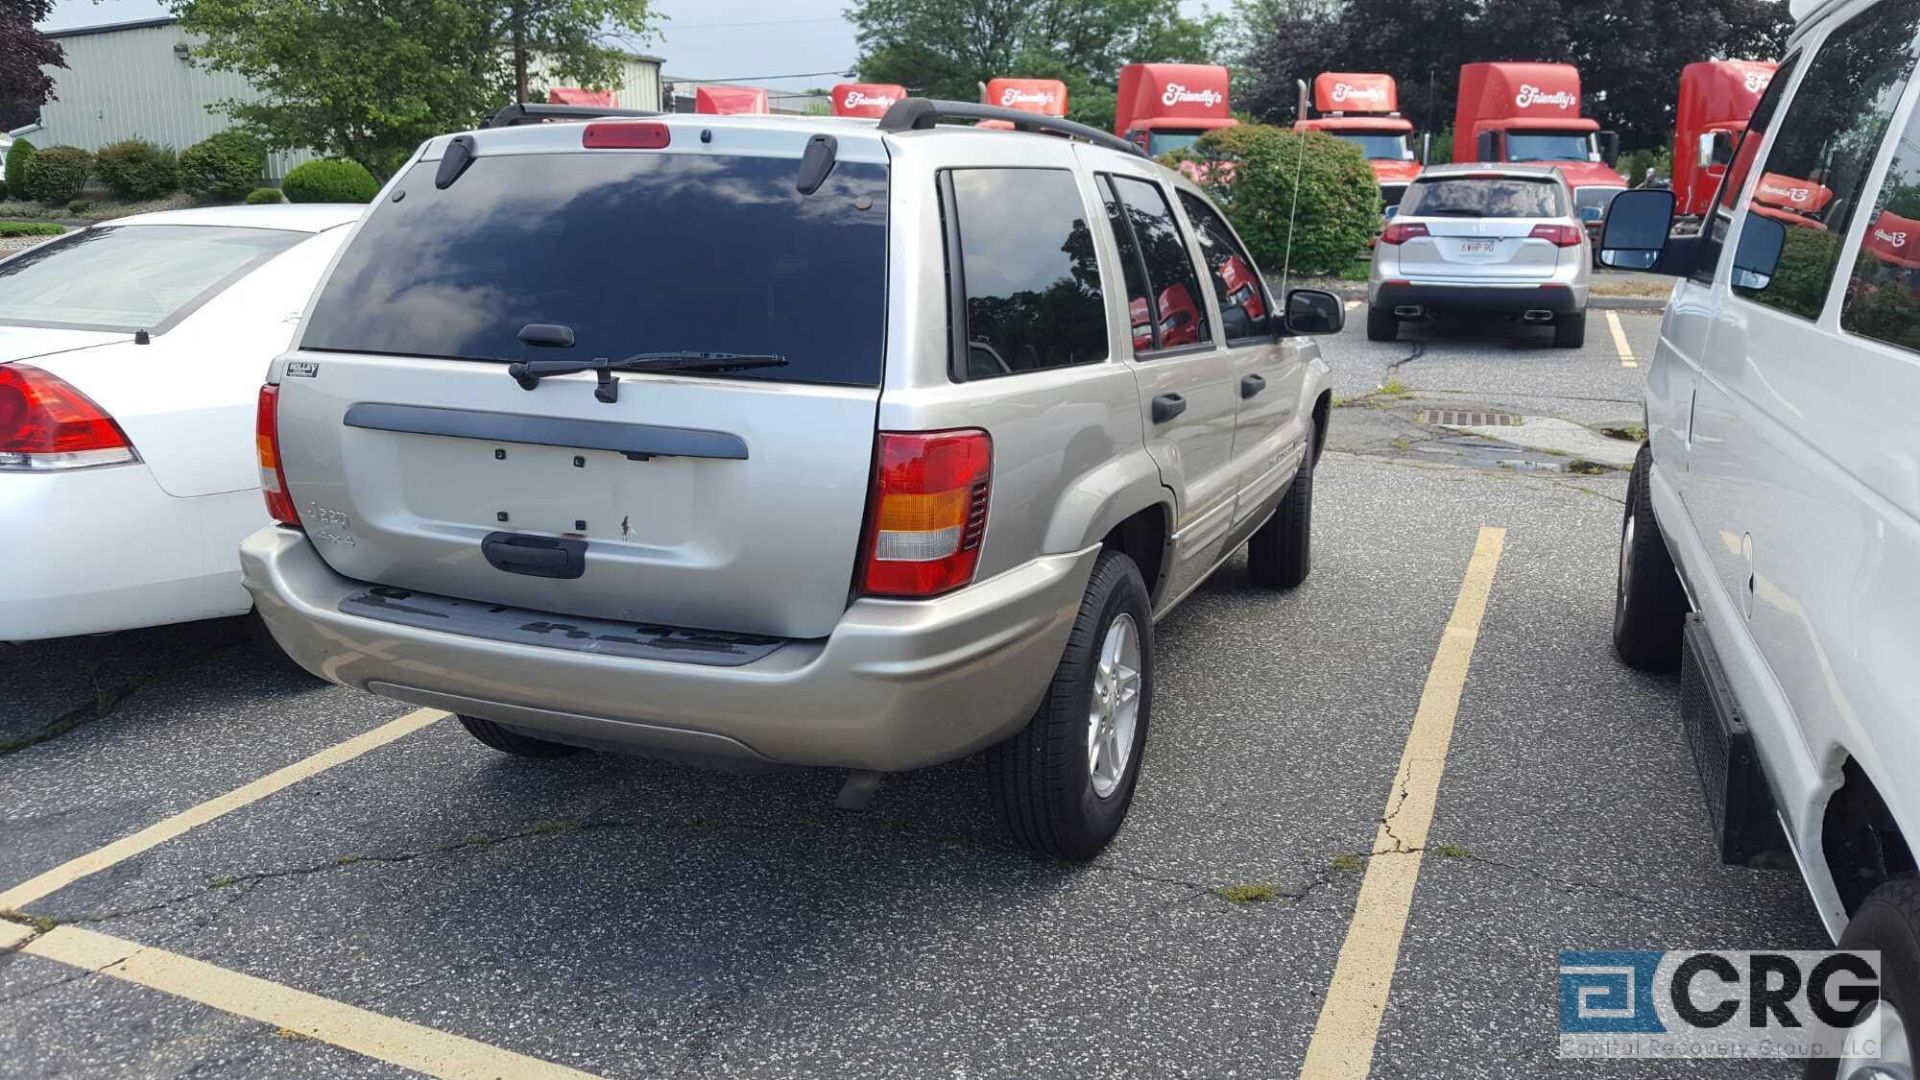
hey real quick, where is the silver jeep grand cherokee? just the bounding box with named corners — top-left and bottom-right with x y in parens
top-left (243, 100), bottom-right (1341, 859)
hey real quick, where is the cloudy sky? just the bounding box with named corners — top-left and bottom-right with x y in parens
top-left (45, 0), bottom-right (1223, 86)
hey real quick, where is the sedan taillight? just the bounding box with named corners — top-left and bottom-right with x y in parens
top-left (1529, 223), bottom-right (1585, 247)
top-left (1380, 222), bottom-right (1429, 245)
top-left (255, 384), bottom-right (301, 527)
top-left (859, 430), bottom-right (992, 598)
top-left (0, 364), bottom-right (136, 471)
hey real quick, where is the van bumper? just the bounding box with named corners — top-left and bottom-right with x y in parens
top-left (241, 527), bottom-right (1096, 772)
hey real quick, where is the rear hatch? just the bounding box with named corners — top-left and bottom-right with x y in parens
top-left (1394, 174), bottom-right (1570, 281)
top-left (275, 126), bottom-right (891, 640)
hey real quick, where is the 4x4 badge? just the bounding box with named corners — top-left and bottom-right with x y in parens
top-left (286, 361), bottom-right (319, 378)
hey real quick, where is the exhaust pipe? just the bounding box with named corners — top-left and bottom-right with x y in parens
top-left (1522, 309), bottom-right (1555, 323)
top-left (1298, 79), bottom-right (1310, 124)
top-left (1394, 305), bottom-right (1424, 318)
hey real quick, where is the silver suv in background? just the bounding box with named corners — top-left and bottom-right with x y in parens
top-left (243, 101), bottom-right (1344, 860)
top-left (1368, 164), bottom-right (1592, 347)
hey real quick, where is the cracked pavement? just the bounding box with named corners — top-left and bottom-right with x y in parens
top-left (0, 307), bottom-right (1829, 1077)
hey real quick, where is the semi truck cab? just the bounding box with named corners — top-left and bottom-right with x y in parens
top-left (1295, 72), bottom-right (1420, 211)
top-left (1115, 63), bottom-right (1238, 157)
top-left (1453, 62), bottom-right (1624, 230)
top-left (1672, 60), bottom-right (1778, 219)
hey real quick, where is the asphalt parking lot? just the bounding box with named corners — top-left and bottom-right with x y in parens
top-left (0, 304), bottom-right (1832, 1079)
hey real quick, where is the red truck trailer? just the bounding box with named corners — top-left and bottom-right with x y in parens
top-left (977, 78), bottom-right (1069, 130)
top-left (1114, 63), bottom-right (1237, 156)
top-left (694, 85), bottom-right (769, 115)
top-left (1294, 72), bottom-right (1420, 210)
top-left (1453, 62), bottom-right (1624, 230)
top-left (832, 83), bottom-right (906, 118)
top-left (1673, 60), bottom-right (1777, 218)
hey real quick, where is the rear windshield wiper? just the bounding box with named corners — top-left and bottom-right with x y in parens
top-left (508, 352), bottom-right (789, 403)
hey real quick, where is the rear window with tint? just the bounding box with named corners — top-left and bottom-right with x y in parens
top-left (1401, 177), bottom-right (1565, 219)
top-left (303, 152), bottom-right (889, 387)
top-left (0, 225), bottom-right (303, 334)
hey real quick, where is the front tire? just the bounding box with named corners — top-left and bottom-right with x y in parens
top-left (1806, 877), bottom-right (1920, 1080)
top-left (1554, 311), bottom-right (1587, 348)
top-left (1248, 423), bottom-right (1315, 589)
top-left (1613, 444), bottom-right (1688, 672)
top-left (457, 714), bottom-right (583, 758)
top-left (988, 549), bottom-right (1152, 861)
top-left (1367, 304), bottom-right (1398, 342)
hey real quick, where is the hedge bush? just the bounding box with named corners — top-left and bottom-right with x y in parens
top-left (0, 221), bottom-right (65, 238)
top-left (244, 186), bottom-right (284, 205)
top-left (181, 130), bottom-right (267, 202)
top-left (4, 139), bottom-right (34, 200)
top-left (24, 146), bottom-right (94, 205)
top-left (96, 139), bottom-right (180, 201)
top-left (282, 159), bottom-right (378, 204)
top-left (1163, 125), bottom-right (1381, 277)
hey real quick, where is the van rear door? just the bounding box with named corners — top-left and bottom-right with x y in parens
top-left (273, 133), bottom-right (891, 640)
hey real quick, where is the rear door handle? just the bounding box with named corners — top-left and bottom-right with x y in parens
top-left (482, 532), bottom-right (587, 579)
top-left (1151, 393), bottom-right (1187, 423)
top-left (1240, 374), bottom-right (1266, 399)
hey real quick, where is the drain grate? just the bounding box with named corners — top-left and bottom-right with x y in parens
top-left (1417, 408), bottom-right (1522, 427)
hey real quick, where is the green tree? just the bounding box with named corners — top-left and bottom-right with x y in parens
top-left (171, 0), bottom-right (657, 178)
top-left (849, 0), bottom-right (1221, 132)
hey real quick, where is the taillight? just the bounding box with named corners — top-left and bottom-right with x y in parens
top-left (0, 364), bottom-right (136, 471)
top-left (1529, 223), bottom-right (1584, 247)
top-left (255, 384), bottom-right (301, 527)
top-left (582, 122), bottom-right (671, 149)
top-left (859, 430), bottom-right (992, 598)
top-left (1380, 222), bottom-right (1429, 245)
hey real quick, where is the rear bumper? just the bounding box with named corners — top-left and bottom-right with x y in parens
top-left (241, 527), bottom-right (1097, 772)
top-left (1369, 280), bottom-right (1587, 315)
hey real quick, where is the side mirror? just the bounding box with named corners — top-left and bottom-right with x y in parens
top-left (1285, 288), bottom-right (1345, 335)
top-left (1731, 214), bottom-right (1787, 291)
top-left (1599, 188), bottom-right (1676, 271)
top-left (1474, 130), bottom-right (1501, 162)
top-left (1599, 131), bottom-right (1621, 168)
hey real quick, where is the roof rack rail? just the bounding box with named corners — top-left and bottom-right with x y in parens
top-left (876, 98), bottom-right (1146, 158)
top-left (480, 102), bottom-right (662, 129)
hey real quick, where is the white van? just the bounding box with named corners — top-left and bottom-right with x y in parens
top-left (1600, 0), bottom-right (1920, 1072)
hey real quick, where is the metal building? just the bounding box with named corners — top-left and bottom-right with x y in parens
top-left (22, 17), bottom-right (664, 179)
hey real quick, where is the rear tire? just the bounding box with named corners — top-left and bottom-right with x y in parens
top-left (1805, 877), bottom-right (1920, 1079)
top-left (1367, 304), bottom-right (1398, 342)
top-left (457, 714), bottom-right (583, 758)
top-left (1554, 311), bottom-right (1587, 348)
top-left (1612, 444), bottom-right (1688, 672)
top-left (988, 549), bottom-right (1152, 861)
top-left (1248, 423), bottom-right (1315, 589)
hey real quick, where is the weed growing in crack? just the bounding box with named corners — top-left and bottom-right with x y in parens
top-left (1378, 377), bottom-right (1411, 397)
top-left (1435, 843), bottom-right (1471, 858)
top-left (1330, 854), bottom-right (1366, 872)
top-left (333, 854), bottom-right (363, 866)
top-left (1215, 882), bottom-right (1281, 904)
top-left (525, 818), bottom-right (579, 837)
top-left (0, 908), bottom-right (57, 932)
top-left (207, 874), bottom-right (239, 888)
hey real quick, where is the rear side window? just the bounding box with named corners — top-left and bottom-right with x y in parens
top-left (943, 168), bottom-right (1107, 380)
top-left (1105, 175), bottom-right (1211, 353)
top-left (1400, 177), bottom-right (1565, 218)
top-left (1732, 0), bottom-right (1920, 320)
top-left (0, 225), bottom-right (302, 334)
top-left (303, 152), bottom-right (889, 387)
top-left (1842, 104), bottom-right (1920, 353)
top-left (1179, 191), bottom-right (1274, 341)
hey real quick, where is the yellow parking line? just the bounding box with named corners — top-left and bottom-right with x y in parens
top-left (0, 708), bottom-right (445, 910)
top-left (11, 924), bottom-right (598, 1079)
top-left (1299, 526), bottom-right (1506, 1080)
top-left (1605, 311), bottom-right (1638, 367)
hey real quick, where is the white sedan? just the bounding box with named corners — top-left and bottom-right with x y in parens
top-left (1, 204), bottom-right (363, 641)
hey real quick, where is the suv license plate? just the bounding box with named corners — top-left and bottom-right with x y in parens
top-left (1459, 240), bottom-right (1496, 255)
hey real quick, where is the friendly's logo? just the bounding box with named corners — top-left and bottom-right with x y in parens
top-left (1000, 87), bottom-right (1058, 108)
top-left (1515, 84), bottom-right (1577, 110)
top-left (1558, 949), bottom-right (1881, 1059)
top-left (1161, 83), bottom-right (1223, 108)
top-left (1760, 180), bottom-right (1812, 204)
top-left (843, 90), bottom-right (895, 110)
top-left (1875, 227), bottom-right (1908, 249)
top-left (1332, 82), bottom-right (1387, 105)
top-left (1745, 72), bottom-right (1772, 93)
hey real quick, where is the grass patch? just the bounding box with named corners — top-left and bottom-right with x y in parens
top-left (208, 873), bottom-right (239, 888)
top-left (333, 853), bottom-right (363, 866)
top-left (1215, 882), bottom-right (1282, 904)
top-left (1598, 424), bottom-right (1647, 443)
top-left (0, 908), bottom-right (58, 932)
top-left (0, 221), bottom-right (64, 237)
top-left (1434, 843), bottom-right (1471, 859)
top-left (1566, 459), bottom-right (1616, 475)
top-left (1338, 259), bottom-right (1370, 282)
top-left (1330, 853), bottom-right (1366, 872)
top-left (1377, 377), bottom-right (1410, 397)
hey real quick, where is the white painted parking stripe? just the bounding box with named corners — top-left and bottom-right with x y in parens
top-left (1345, 299), bottom-right (1362, 311)
top-left (1605, 311), bottom-right (1638, 367)
top-left (11, 924), bottom-right (600, 1079)
top-left (0, 708), bottom-right (445, 910)
top-left (1299, 527), bottom-right (1507, 1080)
